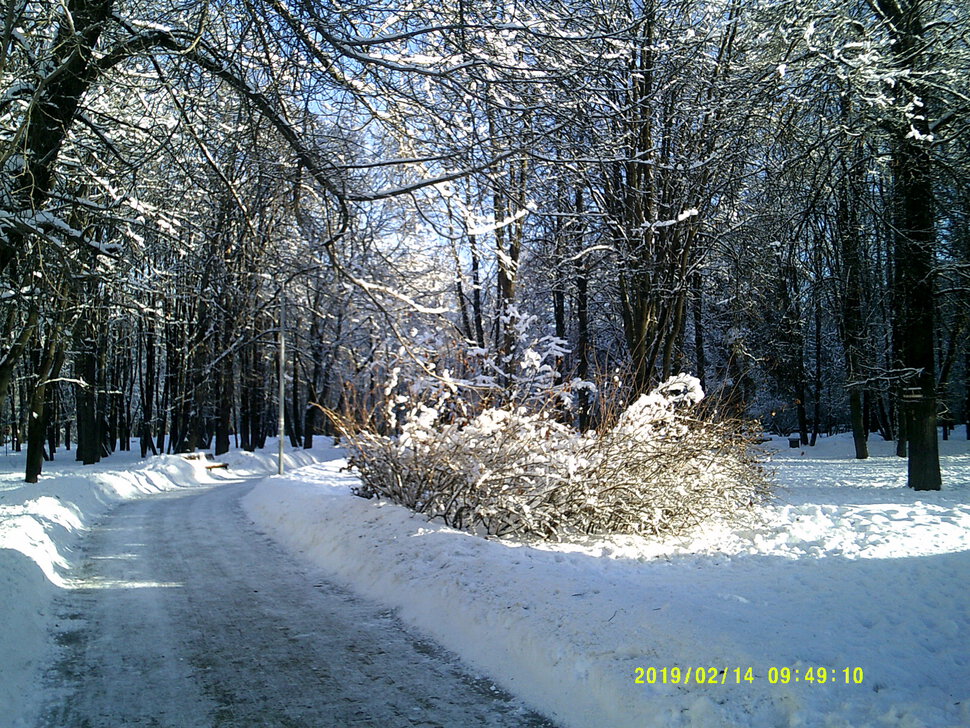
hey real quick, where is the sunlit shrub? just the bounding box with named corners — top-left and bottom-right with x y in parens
top-left (341, 373), bottom-right (772, 539)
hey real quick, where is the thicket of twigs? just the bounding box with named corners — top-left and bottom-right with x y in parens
top-left (332, 367), bottom-right (773, 540)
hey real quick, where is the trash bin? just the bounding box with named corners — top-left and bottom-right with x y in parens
top-left (788, 436), bottom-right (800, 448)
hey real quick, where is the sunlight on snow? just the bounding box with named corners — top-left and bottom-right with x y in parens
top-left (64, 577), bottom-right (183, 590)
top-left (0, 497), bottom-right (87, 586)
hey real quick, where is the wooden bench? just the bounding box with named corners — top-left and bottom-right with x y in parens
top-left (182, 452), bottom-right (229, 470)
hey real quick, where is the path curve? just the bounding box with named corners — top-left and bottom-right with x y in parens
top-left (36, 477), bottom-right (556, 727)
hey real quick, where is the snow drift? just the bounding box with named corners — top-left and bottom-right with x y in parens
top-left (245, 435), bottom-right (970, 728)
top-left (0, 444), bottom-right (326, 727)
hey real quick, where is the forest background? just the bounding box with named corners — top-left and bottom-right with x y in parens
top-left (0, 0), bottom-right (967, 490)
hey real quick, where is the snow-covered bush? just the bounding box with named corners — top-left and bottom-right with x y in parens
top-left (342, 374), bottom-right (772, 539)
top-left (353, 307), bottom-right (593, 434)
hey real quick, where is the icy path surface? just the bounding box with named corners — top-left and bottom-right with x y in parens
top-left (34, 480), bottom-right (556, 728)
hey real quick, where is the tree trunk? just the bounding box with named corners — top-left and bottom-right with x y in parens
top-left (289, 346), bottom-right (302, 448)
top-left (875, 0), bottom-right (941, 489)
top-left (214, 343), bottom-right (233, 456)
top-left (25, 340), bottom-right (63, 482)
top-left (889, 107), bottom-right (939, 488)
top-left (25, 384), bottom-right (49, 483)
top-left (139, 319), bottom-right (158, 457)
top-left (75, 334), bottom-right (100, 465)
top-left (45, 382), bottom-right (59, 460)
top-left (575, 256), bottom-right (591, 431)
top-left (848, 387), bottom-right (868, 461)
top-left (810, 292), bottom-right (822, 446)
top-left (468, 231), bottom-right (486, 349)
top-left (692, 273), bottom-right (706, 393)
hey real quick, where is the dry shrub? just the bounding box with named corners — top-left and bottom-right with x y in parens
top-left (335, 374), bottom-right (772, 540)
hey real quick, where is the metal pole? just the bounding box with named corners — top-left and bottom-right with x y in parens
top-left (278, 292), bottom-right (285, 475)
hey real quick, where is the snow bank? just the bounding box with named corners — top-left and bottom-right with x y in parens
top-left (245, 434), bottom-right (970, 728)
top-left (0, 441), bottom-right (329, 726)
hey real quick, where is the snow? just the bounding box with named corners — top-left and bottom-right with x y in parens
top-left (244, 433), bottom-right (970, 728)
top-left (0, 443), bottom-right (327, 726)
top-left (3, 434), bottom-right (968, 727)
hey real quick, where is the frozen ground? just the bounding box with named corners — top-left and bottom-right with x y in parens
top-left (2, 433), bottom-right (969, 727)
top-left (245, 433), bottom-right (970, 728)
top-left (32, 466), bottom-right (554, 727)
top-left (0, 443), bottom-right (330, 727)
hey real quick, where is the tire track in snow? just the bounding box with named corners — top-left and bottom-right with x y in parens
top-left (35, 480), bottom-right (557, 727)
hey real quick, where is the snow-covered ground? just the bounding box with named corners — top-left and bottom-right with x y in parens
top-left (3, 434), bottom-right (968, 727)
top-left (0, 442), bottom-right (327, 725)
top-left (244, 434), bottom-right (970, 728)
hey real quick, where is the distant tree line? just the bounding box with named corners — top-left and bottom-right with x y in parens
top-left (0, 0), bottom-right (967, 489)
